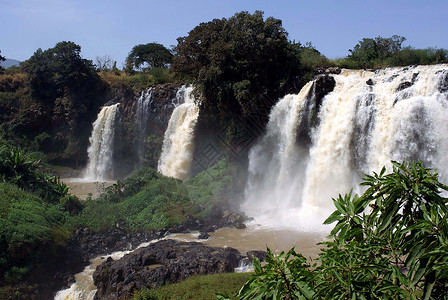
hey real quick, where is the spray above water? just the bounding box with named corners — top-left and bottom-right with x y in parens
top-left (157, 86), bottom-right (199, 180)
top-left (85, 103), bottom-right (120, 181)
top-left (244, 65), bottom-right (448, 230)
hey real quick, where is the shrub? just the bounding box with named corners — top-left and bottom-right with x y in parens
top-left (235, 161), bottom-right (448, 299)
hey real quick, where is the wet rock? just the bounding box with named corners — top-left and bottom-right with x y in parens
top-left (315, 67), bottom-right (341, 75)
top-left (439, 71), bottom-right (448, 93)
top-left (325, 67), bottom-right (341, 74)
top-left (198, 232), bottom-right (210, 239)
top-left (296, 74), bottom-right (336, 147)
top-left (396, 81), bottom-right (413, 92)
top-left (246, 250), bottom-right (268, 262)
top-left (93, 240), bottom-right (242, 299)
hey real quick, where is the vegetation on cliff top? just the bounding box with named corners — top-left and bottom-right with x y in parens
top-left (172, 11), bottom-right (301, 131)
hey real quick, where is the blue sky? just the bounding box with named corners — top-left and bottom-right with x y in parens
top-left (2, 0), bottom-right (447, 66)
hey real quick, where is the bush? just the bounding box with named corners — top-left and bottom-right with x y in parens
top-left (234, 161), bottom-right (448, 299)
top-left (0, 182), bottom-right (70, 282)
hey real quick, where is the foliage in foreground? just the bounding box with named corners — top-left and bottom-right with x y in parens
top-left (232, 161), bottom-right (448, 299)
top-left (0, 141), bottom-right (75, 283)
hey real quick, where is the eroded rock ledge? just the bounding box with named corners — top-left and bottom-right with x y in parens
top-left (93, 239), bottom-right (255, 299)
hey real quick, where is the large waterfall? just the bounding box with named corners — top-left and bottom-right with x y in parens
top-left (243, 64), bottom-right (448, 230)
top-left (157, 86), bottom-right (199, 180)
top-left (85, 103), bottom-right (120, 181)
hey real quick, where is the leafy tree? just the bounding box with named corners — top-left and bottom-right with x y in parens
top-left (21, 42), bottom-right (107, 167)
top-left (348, 35), bottom-right (406, 68)
top-left (234, 161), bottom-right (448, 299)
top-left (127, 43), bottom-right (173, 71)
top-left (172, 11), bottom-right (301, 128)
top-left (23, 41), bottom-right (100, 105)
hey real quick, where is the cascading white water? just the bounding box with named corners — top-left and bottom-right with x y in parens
top-left (157, 86), bottom-right (199, 180)
top-left (244, 64), bottom-right (448, 230)
top-left (242, 82), bottom-right (314, 227)
top-left (85, 103), bottom-right (120, 181)
top-left (136, 88), bottom-right (152, 160)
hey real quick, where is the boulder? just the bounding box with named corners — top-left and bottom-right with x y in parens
top-left (93, 239), bottom-right (242, 299)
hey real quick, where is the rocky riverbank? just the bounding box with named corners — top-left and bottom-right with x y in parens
top-left (93, 240), bottom-right (245, 299)
top-left (1, 206), bottom-right (249, 300)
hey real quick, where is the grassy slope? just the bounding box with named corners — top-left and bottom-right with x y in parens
top-left (132, 272), bottom-right (252, 300)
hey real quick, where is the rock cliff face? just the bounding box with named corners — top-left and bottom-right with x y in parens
top-left (112, 83), bottom-right (182, 175)
top-left (93, 240), bottom-right (242, 299)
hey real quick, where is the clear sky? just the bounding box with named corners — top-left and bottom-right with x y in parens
top-left (2, 0), bottom-right (447, 66)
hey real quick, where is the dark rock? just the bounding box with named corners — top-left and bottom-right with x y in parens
top-left (366, 79), bottom-right (374, 85)
top-left (325, 67), bottom-right (341, 74)
top-left (396, 81), bottom-right (413, 92)
top-left (198, 232), bottom-right (210, 239)
top-left (93, 239), bottom-right (242, 299)
top-left (439, 71), bottom-right (448, 93)
top-left (296, 74), bottom-right (336, 147)
top-left (246, 250), bottom-right (268, 262)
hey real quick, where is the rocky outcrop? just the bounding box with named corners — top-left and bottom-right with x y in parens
top-left (439, 70), bottom-right (448, 93)
top-left (296, 74), bottom-right (336, 147)
top-left (93, 240), bottom-right (242, 299)
top-left (113, 83), bottom-right (182, 173)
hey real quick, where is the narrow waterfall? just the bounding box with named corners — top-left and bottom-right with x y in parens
top-left (244, 64), bottom-right (448, 229)
top-left (85, 103), bottom-right (120, 181)
top-left (136, 88), bottom-right (152, 160)
top-left (157, 86), bottom-right (199, 180)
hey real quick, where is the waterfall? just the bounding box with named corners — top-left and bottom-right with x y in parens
top-left (85, 103), bottom-right (120, 181)
top-left (136, 88), bottom-right (152, 160)
top-left (157, 86), bottom-right (199, 180)
top-left (244, 64), bottom-right (448, 230)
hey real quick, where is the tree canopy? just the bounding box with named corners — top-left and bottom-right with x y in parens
top-left (348, 35), bottom-right (407, 68)
top-left (172, 11), bottom-right (301, 126)
top-left (126, 43), bottom-right (173, 71)
top-left (23, 41), bottom-right (100, 105)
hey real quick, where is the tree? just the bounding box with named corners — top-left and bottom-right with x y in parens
top-left (348, 35), bottom-right (406, 68)
top-left (21, 42), bottom-right (106, 167)
top-left (95, 54), bottom-right (114, 72)
top-left (172, 11), bottom-right (301, 127)
top-left (23, 41), bottom-right (100, 105)
top-left (126, 43), bottom-right (172, 71)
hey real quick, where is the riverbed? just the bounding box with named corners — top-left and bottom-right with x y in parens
top-left (57, 179), bottom-right (329, 299)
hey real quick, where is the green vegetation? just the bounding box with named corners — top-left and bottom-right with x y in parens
top-left (334, 35), bottom-right (448, 69)
top-left (172, 11), bottom-right (301, 131)
top-left (0, 134), bottom-right (236, 288)
top-left (71, 158), bottom-right (235, 231)
top-left (23, 41), bottom-right (101, 105)
top-left (131, 273), bottom-right (252, 300)
top-left (229, 161), bottom-right (448, 299)
top-left (126, 43), bottom-right (173, 72)
top-left (0, 140), bottom-right (73, 283)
